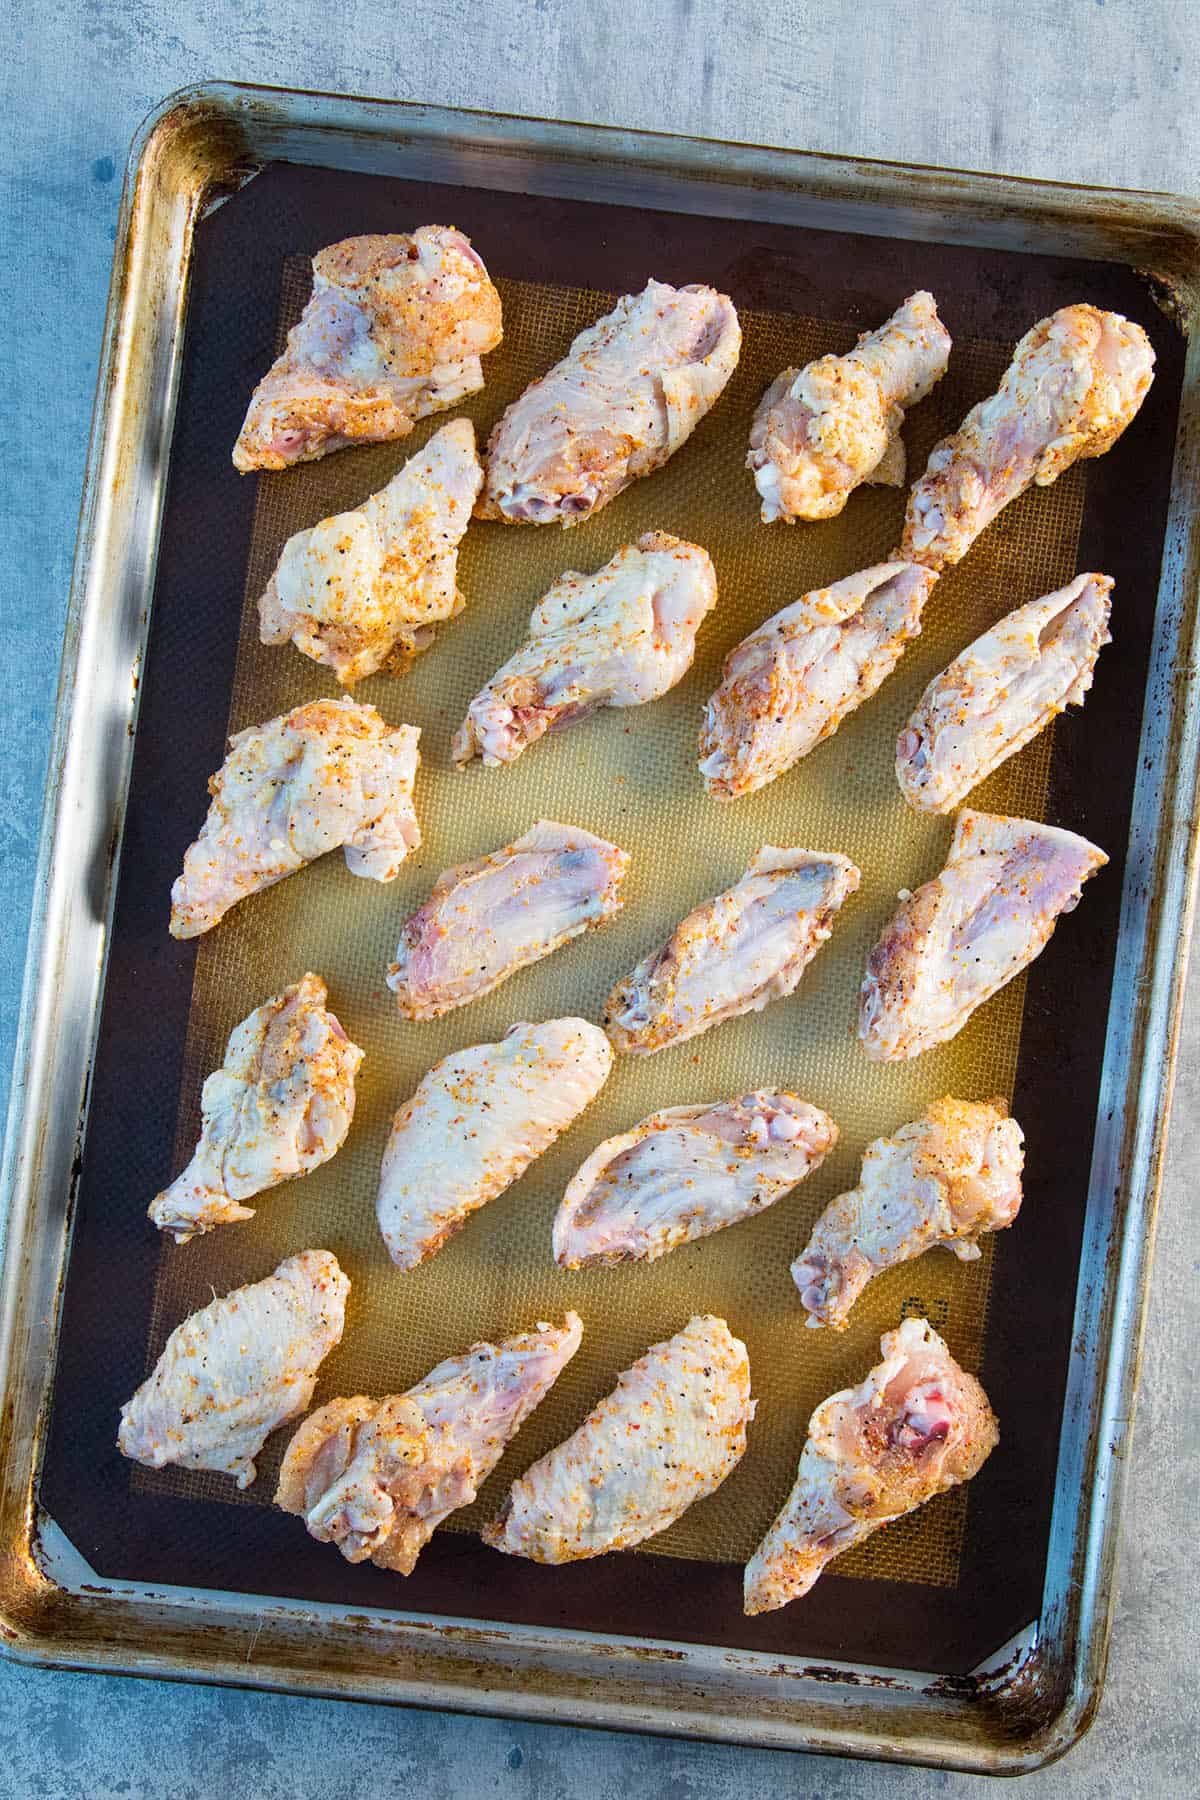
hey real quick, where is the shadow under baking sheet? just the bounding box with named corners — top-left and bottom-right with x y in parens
top-left (40, 160), bottom-right (1184, 1675)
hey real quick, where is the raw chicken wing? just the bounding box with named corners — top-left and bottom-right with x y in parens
top-left (117, 1250), bottom-right (349, 1489)
top-left (276, 1314), bottom-right (581, 1573)
top-left (554, 1091), bottom-right (837, 1269)
top-left (478, 280), bottom-right (740, 525)
top-left (748, 292), bottom-right (951, 523)
top-left (902, 304), bottom-right (1154, 570)
top-left (482, 1316), bottom-right (751, 1561)
top-left (452, 532), bottom-right (717, 767)
top-left (896, 572), bottom-right (1112, 813)
top-left (258, 419), bottom-right (483, 685)
top-left (149, 974), bottom-right (363, 1244)
top-left (233, 228), bottom-right (502, 472)
top-left (699, 563), bottom-right (937, 800)
top-left (387, 820), bottom-right (628, 1019)
top-left (792, 1097), bottom-right (1024, 1329)
top-left (743, 1317), bottom-right (997, 1612)
top-left (859, 810), bottom-right (1107, 1061)
top-left (378, 1019), bottom-right (613, 1269)
top-left (605, 847), bottom-right (860, 1056)
top-left (170, 699), bottom-right (420, 938)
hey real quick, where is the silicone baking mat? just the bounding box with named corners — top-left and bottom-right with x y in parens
top-left (136, 265), bottom-right (1085, 1588)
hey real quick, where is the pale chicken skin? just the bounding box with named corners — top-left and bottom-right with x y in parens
top-left (748, 292), bottom-right (951, 523)
top-left (452, 532), bottom-right (717, 767)
top-left (896, 572), bottom-right (1113, 814)
top-left (149, 974), bottom-right (363, 1245)
top-left (605, 847), bottom-right (860, 1057)
top-left (699, 563), bottom-right (937, 800)
top-left (858, 810), bottom-right (1107, 1062)
top-left (170, 700), bottom-right (421, 939)
top-left (387, 820), bottom-right (629, 1020)
top-left (233, 228), bottom-right (503, 472)
top-left (553, 1091), bottom-right (837, 1269)
top-left (743, 1317), bottom-right (998, 1613)
top-left (258, 419), bottom-right (484, 685)
top-left (378, 1019), bottom-right (613, 1270)
top-left (792, 1097), bottom-right (1024, 1329)
top-left (482, 1316), bottom-right (752, 1562)
top-left (478, 279), bottom-right (741, 525)
top-left (117, 1250), bottom-right (349, 1489)
top-left (902, 304), bottom-right (1154, 570)
top-left (276, 1314), bottom-right (582, 1573)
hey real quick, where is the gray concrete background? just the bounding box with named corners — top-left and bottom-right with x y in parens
top-left (3, 2), bottom-right (1198, 1793)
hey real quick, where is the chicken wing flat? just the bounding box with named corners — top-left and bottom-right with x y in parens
top-left (276, 1314), bottom-right (582, 1574)
top-left (482, 1315), bottom-right (751, 1562)
top-left (896, 572), bottom-right (1112, 814)
top-left (378, 1019), bottom-right (613, 1269)
top-left (792, 1097), bottom-right (1024, 1330)
top-left (478, 280), bottom-right (741, 525)
top-left (902, 304), bottom-right (1154, 571)
top-left (117, 1250), bottom-right (349, 1489)
top-left (699, 563), bottom-right (937, 800)
top-left (858, 810), bottom-right (1107, 1062)
top-left (743, 1316), bottom-right (997, 1613)
top-left (387, 820), bottom-right (629, 1020)
top-left (258, 419), bottom-right (483, 685)
top-left (149, 974), bottom-right (362, 1245)
top-left (604, 847), bottom-right (860, 1056)
top-left (233, 228), bottom-right (503, 472)
top-left (748, 292), bottom-right (951, 523)
top-left (452, 532), bottom-right (717, 767)
top-left (553, 1091), bottom-right (837, 1269)
top-left (170, 700), bottom-right (421, 939)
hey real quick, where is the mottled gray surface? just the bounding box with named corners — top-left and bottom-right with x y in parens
top-left (3, 2), bottom-right (1198, 1794)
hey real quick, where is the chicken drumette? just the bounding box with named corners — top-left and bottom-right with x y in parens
top-left (149, 974), bottom-right (363, 1244)
top-left (792, 1097), bottom-right (1024, 1329)
top-left (259, 419), bottom-right (484, 685)
top-left (233, 228), bottom-right (502, 472)
top-left (170, 699), bottom-right (420, 938)
top-left (276, 1315), bottom-right (582, 1574)
top-left (902, 304), bottom-right (1154, 570)
top-left (748, 292), bottom-right (951, 523)
top-left (744, 1317), bottom-right (997, 1613)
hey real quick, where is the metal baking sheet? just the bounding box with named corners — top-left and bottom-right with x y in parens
top-left (3, 83), bottom-right (1200, 1772)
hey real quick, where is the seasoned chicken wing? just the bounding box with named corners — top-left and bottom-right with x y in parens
top-left (170, 699), bottom-right (421, 939)
top-left (276, 1314), bottom-right (582, 1573)
top-left (387, 820), bottom-right (628, 1020)
top-left (554, 1091), bottom-right (837, 1269)
top-left (149, 974), bottom-right (362, 1245)
top-left (792, 1097), bottom-right (1024, 1330)
top-left (117, 1250), bottom-right (348, 1489)
top-left (258, 420), bottom-right (483, 685)
top-left (699, 563), bottom-right (937, 800)
top-left (743, 1317), bottom-right (997, 1613)
top-left (902, 304), bottom-right (1154, 571)
top-left (482, 1315), bottom-right (752, 1561)
top-left (748, 292), bottom-right (951, 523)
top-left (478, 280), bottom-right (741, 525)
top-left (859, 810), bottom-right (1107, 1062)
top-left (896, 572), bottom-right (1113, 814)
top-left (452, 532), bottom-right (717, 767)
top-left (233, 228), bottom-right (503, 472)
top-left (378, 1019), bottom-right (613, 1269)
top-left (605, 847), bottom-right (860, 1056)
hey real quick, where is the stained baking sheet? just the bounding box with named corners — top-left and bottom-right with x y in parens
top-left (39, 157), bottom-right (1184, 1675)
